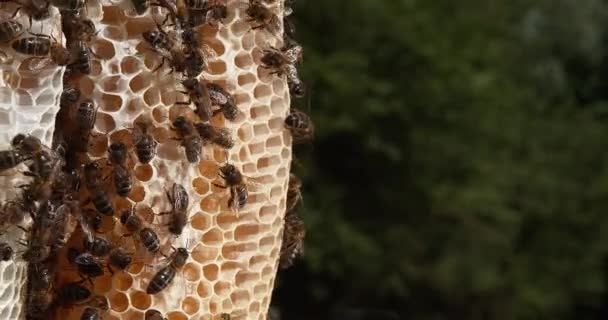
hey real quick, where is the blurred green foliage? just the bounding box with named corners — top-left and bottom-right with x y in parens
top-left (273, 0), bottom-right (608, 319)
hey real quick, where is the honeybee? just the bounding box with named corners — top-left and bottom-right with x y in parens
top-left (55, 281), bottom-right (91, 306)
top-left (0, 243), bottom-right (13, 261)
top-left (214, 163), bottom-right (248, 211)
top-left (68, 248), bottom-right (104, 280)
top-left (180, 79), bottom-right (212, 122)
top-left (108, 142), bottom-right (133, 197)
top-left (207, 83), bottom-right (239, 121)
top-left (194, 123), bottom-right (234, 149)
top-left (0, 201), bottom-right (25, 229)
top-left (73, 99), bottom-right (97, 131)
top-left (11, 0), bottom-right (51, 25)
top-left (66, 40), bottom-right (93, 75)
top-left (143, 24), bottom-right (206, 78)
top-left (131, 0), bottom-right (149, 14)
top-left (145, 309), bottom-right (167, 320)
top-left (284, 109), bottom-right (313, 143)
top-left (60, 87), bottom-right (81, 110)
top-left (49, 0), bottom-right (84, 11)
top-left (83, 235), bottom-right (111, 257)
top-left (107, 248), bottom-right (132, 273)
top-left (245, 0), bottom-right (281, 34)
top-left (161, 183), bottom-right (189, 236)
top-left (0, 20), bottom-right (23, 43)
top-left (0, 148), bottom-right (30, 172)
top-left (61, 11), bottom-right (97, 43)
top-left (12, 34), bottom-right (70, 67)
top-left (261, 45), bottom-right (302, 68)
top-left (83, 162), bottom-right (115, 216)
top-left (146, 247), bottom-right (189, 294)
top-left (187, 0), bottom-right (227, 26)
top-left (286, 173), bottom-right (302, 211)
top-left (142, 27), bottom-right (173, 52)
top-left (131, 122), bottom-right (157, 164)
top-left (279, 212), bottom-right (305, 269)
top-left (49, 204), bottom-right (78, 254)
top-left (219, 313), bottom-right (231, 320)
top-left (285, 64), bottom-right (305, 98)
top-left (80, 307), bottom-right (101, 320)
top-left (172, 116), bottom-right (203, 163)
top-left (119, 208), bottom-right (160, 254)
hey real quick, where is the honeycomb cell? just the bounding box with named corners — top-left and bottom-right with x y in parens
top-left (129, 74), bottom-right (150, 93)
top-left (235, 271), bottom-right (259, 289)
top-left (250, 105), bottom-right (270, 119)
top-left (100, 93), bottom-right (124, 112)
top-left (192, 177), bottom-right (209, 195)
top-left (110, 292), bottom-right (130, 312)
top-left (253, 85), bottom-right (271, 100)
top-left (96, 111), bottom-right (117, 133)
top-left (200, 196), bottom-right (220, 213)
top-left (129, 185), bottom-right (145, 202)
top-left (183, 262), bottom-right (201, 282)
top-left (230, 290), bottom-right (250, 308)
top-left (182, 296), bottom-right (200, 315)
top-left (113, 272), bottom-right (134, 291)
top-left (130, 290), bottom-right (151, 310)
top-left (259, 205), bottom-right (278, 222)
top-left (237, 73), bottom-right (257, 89)
top-left (208, 61), bottom-right (227, 75)
top-left (234, 52), bottom-right (253, 69)
top-left (203, 263), bottom-right (219, 282)
top-left (197, 282), bottom-right (211, 298)
top-left (134, 164), bottom-right (154, 182)
top-left (143, 86), bottom-right (161, 107)
top-left (191, 212), bottom-right (211, 231)
top-left (94, 38), bottom-right (117, 60)
top-left (191, 244), bottom-right (219, 264)
top-left (167, 311), bottom-right (188, 320)
top-left (266, 135), bottom-right (282, 149)
top-left (213, 281), bottom-right (231, 297)
top-left (102, 75), bottom-right (124, 93)
top-left (235, 224), bottom-right (260, 242)
top-left (237, 124), bottom-right (253, 143)
top-left (202, 228), bottom-right (223, 246)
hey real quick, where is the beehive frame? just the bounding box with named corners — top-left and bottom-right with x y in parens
top-left (0, 0), bottom-right (296, 319)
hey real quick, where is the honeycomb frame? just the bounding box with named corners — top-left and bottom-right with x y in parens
top-left (0, 0), bottom-right (294, 319)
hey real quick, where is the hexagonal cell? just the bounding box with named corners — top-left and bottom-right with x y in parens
top-left (130, 290), bottom-right (152, 310)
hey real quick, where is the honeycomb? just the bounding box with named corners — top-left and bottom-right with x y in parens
top-left (0, 0), bottom-right (294, 319)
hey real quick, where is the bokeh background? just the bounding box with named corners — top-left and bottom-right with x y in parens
top-left (270, 1), bottom-right (608, 319)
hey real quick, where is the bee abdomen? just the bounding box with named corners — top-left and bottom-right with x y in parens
top-left (0, 150), bottom-right (27, 171)
top-left (12, 37), bottom-right (50, 56)
top-left (146, 266), bottom-right (175, 294)
top-left (92, 193), bottom-right (114, 216)
top-left (139, 227), bottom-right (160, 253)
top-left (0, 21), bottom-right (22, 43)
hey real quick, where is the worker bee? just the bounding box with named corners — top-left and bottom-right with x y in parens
top-left (119, 208), bottom-right (160, 254)
top-left (142, 27), bottom-right (173, 52)
top-left (55, 281), bottom-right (91, 306)
top-left (66, 40), bottom-right (93, 75)
top-left (49, 0), bottom-right (84, 11)
top-left (285, 64), bottom-right (305, 98)
top-left (108, 142), bottom-right (132, 197)
top-left (286, 173), bottom-right (302, 211)
top-left (185, 0), bottom-right (227, 26)
top-left (107, 248), bottom-right (132, 273)
top-left (11, 0), bottom-right (51, 25)
top-left (0, 148), bottom-right (30, 172)
top-left (0, 243), bottom-right (13, 261)
top-left (60, 87), bottom-right (81, 110)
top-left (83, 235), bottom-right (111, 257)
top-left (172, 116), bottom-right (203, 163)
top-left (261, 45), bottom-right (303, 68)
top-left (180, 79), bottom-right (212, 122)
top-left (145, 309), bottom-right (167, 320)
top-left (214, 163), bottom-right (248, 211)
top-left (80, 307), bottom-right (101, 320)
top-left (49, 204), bottom-right (79, 254)
top-left (284, 109), bottom-right (313, 143)
top-left (12, 34), bottom-right (70, 67)
top-left (74, 99), bottom-right (97, 131)
top-left (279, 212), bottom-right (305, 269)
top-left (68, 248), bottom-right (104, 280)
top-left (161, 183), bottom-right (189, 236)
top-left (0, 20), bottom-right (23, 43)
top-left (131, 122), bottom-right (157, 164)
top-left (194, 123), bottom-right (234, 149)
top-left (146, 247), bottom-right (189, 294)
top-left (61, 11), bottom-right (97, 43)
top-left (131, 0), bottom-right (149, 14)
top-left (206, 83), bottom-right (239, 121)
top-left (83, 162), bottom-right (115, 216)
top-left (0, 201), bottom-right (25, 229)
top-left (245, 0), bottom-right (281, 34)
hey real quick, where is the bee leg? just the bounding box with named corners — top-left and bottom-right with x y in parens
top-left (10, 6), bottom-right (21, 18)
top-left (152, 57), bottom-right (167, 72)
top-left (106, 265), bottom-right (114, 275)
top-left (212, 182), bottom-right (227, 189)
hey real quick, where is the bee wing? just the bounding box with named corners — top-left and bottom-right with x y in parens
top-left (285, 45), bottom-right (303, 64)
top-left (208, 89), bottom-right (228, 105)
top-left (200, 44), bottom-right (217, 61)
top-left (28, 57), bottom-right (54, 71)
top-left (266, 14), bottom-right (281, 35)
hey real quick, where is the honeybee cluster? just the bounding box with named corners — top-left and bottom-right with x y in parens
top-left (0, 0), bottom-right (311, 318)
